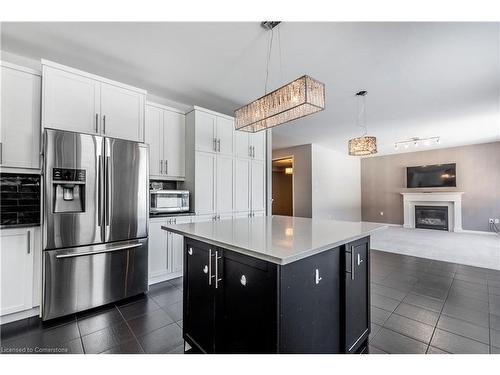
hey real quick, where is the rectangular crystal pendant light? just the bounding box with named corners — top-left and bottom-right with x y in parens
top-left (234, 75), bottom-right (325, 133)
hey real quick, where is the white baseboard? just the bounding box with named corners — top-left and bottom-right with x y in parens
top-left (148, 271), bottom-right (182, 286)
top-left (362, 221), bottom-right (402, 227)
top-left (0, 307), bottom-right (39, 325)
top-left (460, 229), bottom-right (498, 236)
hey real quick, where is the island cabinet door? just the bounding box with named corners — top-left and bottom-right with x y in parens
top-left (279, 249), bottom-right (340, 353)
top-left (215, 250), bottom-right (278, 353)
top-left (343, 236), bottom-right (370, 353)
top-left (184, 239), bottom-right (216, 353)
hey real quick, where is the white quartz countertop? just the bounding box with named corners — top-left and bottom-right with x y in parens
top-left (162, 216), bottom-right (386, 265)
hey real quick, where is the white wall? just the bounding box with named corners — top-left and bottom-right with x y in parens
top-left (311, 144), bottom-right (361, 221)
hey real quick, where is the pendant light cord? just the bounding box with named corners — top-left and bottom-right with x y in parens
top-left (265, 27), bottom-right (274, 94)
top-left (356, 92), bottom-right (368, 136)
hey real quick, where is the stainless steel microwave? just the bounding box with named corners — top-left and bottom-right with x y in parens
top-left (150, 190), bottom-right (190, 213)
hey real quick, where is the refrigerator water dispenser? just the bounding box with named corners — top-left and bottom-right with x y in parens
top-left (52, 168), bottom-right (86, 213)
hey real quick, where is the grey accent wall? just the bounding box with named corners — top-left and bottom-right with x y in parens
top-left (273, 144), bottom-right (312, 218)
top-left (361, 142), bottom-right (500, 232)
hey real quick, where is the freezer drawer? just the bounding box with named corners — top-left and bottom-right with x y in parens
top-left (42, 238), bottom-right (148, 320)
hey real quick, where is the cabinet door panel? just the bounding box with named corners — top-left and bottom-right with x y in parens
top-left (250, 132), bottom-right (266, 160)
top-left (280, 248), bottom-right (340, 353)
top-left (234, 158), bottom-right (250, 212)
top-left (42, 66), bottom-right (100, 134)
top-left (217, 250), bottom-right (277, 353)
top-left (1, 66), bottom-right (41, 169)
top-left (234, 131), bottom-right (249, 158)
top-left (216, 155), bottom-right (233, 214)
top-left (100, 83), bottom-right (144, 142)
top-left (251, 160), bottom-right (266, 212)
top-left (0, 228), bottom-right (34, 316)
top-left (184, 239), bottom-right (215, 353)
top-left (148, 220), bottom-right (169, 280)
top-left (216, 117), bottom-right (234, 155)
top-left (195, 111), bottom-right (216, 153)
top-left (344, 237), bottom-right (370, 353)
top-left (145, 105), bottom-right (163, 177)
top-left (164, 110), bottom-right (185, 178)
top-left (195, 152), bottom-right (216, 215)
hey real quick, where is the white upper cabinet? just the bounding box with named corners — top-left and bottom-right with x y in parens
top-left (145, 105), bottom-right (163, 176)
top-left (250, 132), bottom-right (266, 161)
top-left (216, 116), bottom-right (234, 155)
top-left (1, 62), bottom-right (41, 169)
top-left (194, 110), bottom-right (216, 153)
top-left (100, 82), bottom-right (144, 141)
top-left (145, 102), bottom-right (186, 179)
top-left (0, 227), bottom-right (35, 316)
top-left (163, 110), bottom-right (186, 178)
top-left (41, 60), bottom-right (146, 142)
top-left (234, 131), bottom-right (250, 158)
top-left (42, 65), bottom-right (100, 134)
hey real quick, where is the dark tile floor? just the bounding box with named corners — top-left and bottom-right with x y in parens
top-left (369, 250), bottom-right (500, 354)
top-left (0, 278), bottom-right (184, 354)
top-left (1, 250), bottom-right (500, 354)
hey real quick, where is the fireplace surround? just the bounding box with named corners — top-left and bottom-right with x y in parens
top-left (401, 192), bottom-right (464, 232)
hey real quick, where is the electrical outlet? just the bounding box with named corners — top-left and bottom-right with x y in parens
top-left (489, 218), bottom-right (494, 223)
top-left (380, 211), bottom-right (384, 216)
top-left (495, 219), bottom-right (499, 224)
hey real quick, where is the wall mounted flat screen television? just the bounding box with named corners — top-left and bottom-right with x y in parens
top-left (406, 163), bottom-right (456, 188)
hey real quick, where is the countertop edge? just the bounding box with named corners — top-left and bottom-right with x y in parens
top-left (161, 224), bottom-right (387, 265)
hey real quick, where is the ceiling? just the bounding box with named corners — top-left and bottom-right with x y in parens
top-left (1, 22), bottom-right (499, 155)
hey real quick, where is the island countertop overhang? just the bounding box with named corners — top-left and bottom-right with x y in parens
top-left (162, 216), bottom-right (386, 265)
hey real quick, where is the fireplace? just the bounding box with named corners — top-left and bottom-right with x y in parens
top-left (415, 205), bottom-right (449, 231)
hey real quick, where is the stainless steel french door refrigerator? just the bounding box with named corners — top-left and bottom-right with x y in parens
top-left (42, 128), bottom-right (149, 320)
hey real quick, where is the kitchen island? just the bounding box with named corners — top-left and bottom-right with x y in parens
top-left (162, 216), bottom-right (385, 354)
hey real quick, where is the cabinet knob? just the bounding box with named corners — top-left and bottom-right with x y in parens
top-left (315, 269), bottom-right (322, 284)
top-left (203, 265), bottom-right (208, 274)
top-left (188, 247), bottom-right (193, 255)
top-left (240, 275), bottom-right (247, 286)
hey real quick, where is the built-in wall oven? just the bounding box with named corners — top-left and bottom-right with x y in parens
top-left (150, 190), bottom-right (189, 214)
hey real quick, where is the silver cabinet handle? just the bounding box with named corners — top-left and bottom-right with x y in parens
top-left (0, 142), bottom-right (2, 164)
top-left (165, 160), bottom-right (168, 175)
top-left (27, 230), bottom-right (31, 254)
top-left (217, 139), bottom-right (221, 152)
top-left (56, 243), bottom-right (142, 259)
top-left (103, 115), bottom-right (106, 134)
top-left (160, 160), bottom-right (163, 174)
top-left (315, 269), bottom-right (322, 284)
top-left (213, 138), bottom-right (217, 152)
top-left (215, 250), bottom-right (222, 289)
top-left (203, 265), bottom-right (208, 274)
top-left (208, 248), bottom-right (212, 285)
top-left (240, 275), bottom-right (247, 286)
top-left (252, 146), bottom-right (255, 158)
top-left (249, 145), bottom-right (252, 157)
top-left (95, 113), bottom-right (99, 133)
top-left (188, 247), bottom-right (193, 255)
top-left (351, 245), bottom-right (355, 280)
top-left (357, 253), bottom-right (363, 266)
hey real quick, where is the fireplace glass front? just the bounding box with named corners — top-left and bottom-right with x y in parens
top-left (415, 205), bottom-right (449, 231)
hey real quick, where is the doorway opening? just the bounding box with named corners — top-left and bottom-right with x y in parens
top-left (272, 157), bottom-right (294, 216)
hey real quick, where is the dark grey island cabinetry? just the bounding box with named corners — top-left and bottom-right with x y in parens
top-left (163, 216), bottom-right (383, 354)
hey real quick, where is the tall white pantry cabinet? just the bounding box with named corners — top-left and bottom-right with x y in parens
top-left (184, 106), bottom-right (266, 219)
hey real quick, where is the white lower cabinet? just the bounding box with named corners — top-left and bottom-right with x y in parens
top-left (0, 227), bottom-right (40, 317)
top-left (148, 216), bottom-right (193, 285)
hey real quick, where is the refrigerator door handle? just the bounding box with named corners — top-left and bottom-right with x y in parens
top-left (55, 243), bottom-right (143, 259)
top-left (98, 155), bottom-right (103, 228)
top-left (105, 155), bottom-right (111, 227)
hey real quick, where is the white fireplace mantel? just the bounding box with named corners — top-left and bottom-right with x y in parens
top-left (401, 192), bottom-right (464, 232)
